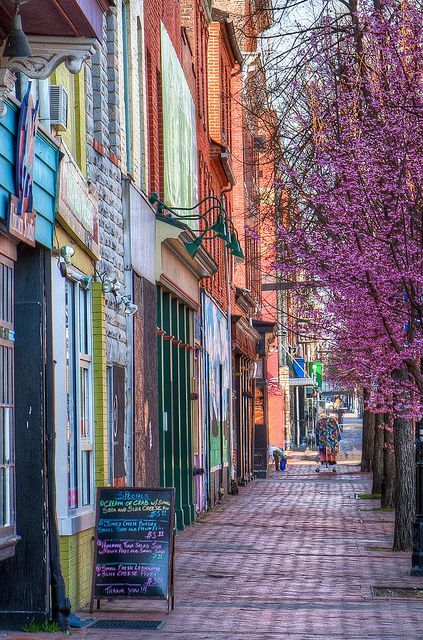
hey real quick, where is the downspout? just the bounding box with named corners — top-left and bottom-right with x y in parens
top-left (45, 251), bottom-right (70, 631)
top-left (220, 184), bottom-right (235, 487)
top-left (121, 1), bottom-right (132, 175)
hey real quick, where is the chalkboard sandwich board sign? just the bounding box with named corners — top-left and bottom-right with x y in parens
top-left (90, 487), bottom-right (176, 613)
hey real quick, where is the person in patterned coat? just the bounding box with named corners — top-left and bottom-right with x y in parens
top-left (315, 414), bottom-right (342, 472)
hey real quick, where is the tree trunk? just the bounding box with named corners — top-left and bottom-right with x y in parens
top-left (361, 394), bottom-right (375, 472)
top-left (381, 414), bottom-right (395, 509)
top-left (372, 413), bottom-right (384, 494)
top-left (393, 416), bottom-right (415, 550)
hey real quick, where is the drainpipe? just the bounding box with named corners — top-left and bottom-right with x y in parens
top-left (221, 185), bottom-right (235, 488)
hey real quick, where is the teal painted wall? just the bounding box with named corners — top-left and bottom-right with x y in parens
top-left (0, 101), bottom-right (59, 249)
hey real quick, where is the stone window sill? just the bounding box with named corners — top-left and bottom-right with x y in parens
top-left (59, 509), bottom-right (95, 536)
top-left (0, 531), bottom-right (20, 562)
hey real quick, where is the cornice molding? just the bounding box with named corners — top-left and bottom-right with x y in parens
top-left (0, 36), bottom-right (98, 114)
top-left (233, 315), bottom-right (261, 342)
top-left (3, 36), bottom-right (98, 78)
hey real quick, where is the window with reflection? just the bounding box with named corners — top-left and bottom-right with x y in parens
top-left (65, 280), bottom-right (93, 510)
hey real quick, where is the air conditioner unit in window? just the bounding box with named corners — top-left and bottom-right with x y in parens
top-left (49, 85), bottom-right (68, 131)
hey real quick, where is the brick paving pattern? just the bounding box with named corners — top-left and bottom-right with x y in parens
top-left (6, 422), bottom-right (423, 639)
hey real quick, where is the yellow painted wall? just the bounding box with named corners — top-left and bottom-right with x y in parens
top-left (60, 527), bottom-right (95, 611)
top-left (54, 226), bottom-right (94, 276)
top-left (92, 281), bottom-right (109, 487)
top-left (50, 64), bottom-right (87, 175)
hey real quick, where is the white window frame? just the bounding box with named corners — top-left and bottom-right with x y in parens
top-left (53, 261), bottom-right (95, 535)
top-left (0, 255), bottom-right (17, 558)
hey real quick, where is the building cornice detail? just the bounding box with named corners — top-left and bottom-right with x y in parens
top-left (0, 36), bottom-right (98, 114)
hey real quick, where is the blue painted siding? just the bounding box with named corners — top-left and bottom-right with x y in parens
top-left (0, 104), bottom-right (17, 223)
top-left (34, 132), bottom-right (59, 249)
top-left (0, 101), bottom-right (59, 249)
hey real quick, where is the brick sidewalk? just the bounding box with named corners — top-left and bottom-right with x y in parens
top-left (6, 455), bottom-right (423, 639)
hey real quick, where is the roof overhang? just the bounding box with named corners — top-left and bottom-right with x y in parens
top-left (0, 0), bottom-right (112, 116)
top-left (232, 315), bottom-right (261, 359)
top-left (210, 141), bottom-right (236, 186)
top-left (235, 287), bottom-right (257, 313)
top-left (211, 8), bottom-right (243, 66)
top-left (0, 0), bottom-right (113, 43)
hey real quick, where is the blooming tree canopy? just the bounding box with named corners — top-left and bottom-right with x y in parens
top-left (273, 0), bottom-right (423, 418)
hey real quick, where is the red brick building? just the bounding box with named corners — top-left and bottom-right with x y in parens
top-left (148, 0), bottom-right (275, 511)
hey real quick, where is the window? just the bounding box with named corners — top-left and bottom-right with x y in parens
top-left (0, 256), bottom-right (15, 556)
top-left (137, 17), bottom-right (147, 191)
top-left (65, 280), bottom-right (94, 511)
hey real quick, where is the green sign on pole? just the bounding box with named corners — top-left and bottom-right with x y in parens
top-left (309, 361), bottom-right (322, 389)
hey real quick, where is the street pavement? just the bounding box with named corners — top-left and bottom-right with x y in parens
top-left (7, 419), bottom-right (423, 639)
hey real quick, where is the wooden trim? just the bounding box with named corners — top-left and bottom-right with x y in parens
top-left (160, 275), bottom-right (199, 311)
top-left (0, 234), bottom-right (17, 263)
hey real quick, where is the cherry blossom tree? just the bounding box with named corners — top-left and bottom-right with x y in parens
top-left (268, 0), bottom-right (422, 548)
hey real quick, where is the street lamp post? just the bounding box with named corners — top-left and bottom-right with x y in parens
top-left (411, 419), bottom-right (423, 575)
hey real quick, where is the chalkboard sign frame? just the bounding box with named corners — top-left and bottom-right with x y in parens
top-left (90, 487), bottom-right (176, 614)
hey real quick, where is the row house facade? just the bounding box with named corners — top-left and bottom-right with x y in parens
top-left (0, 0), bottom-right (276, 628)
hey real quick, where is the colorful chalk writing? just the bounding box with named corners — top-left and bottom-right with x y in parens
top-left (91, 487), bottom-right (175, 602)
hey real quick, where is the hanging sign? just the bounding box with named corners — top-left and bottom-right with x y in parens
top-left (90, 487), bottom-right (176, 613)
top-left (309, 360), bottom-right (323, 389)
top-left (8, 83), bottom-right (39, 246)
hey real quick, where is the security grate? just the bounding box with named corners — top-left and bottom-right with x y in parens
top-left (90, 620), bottom-right (165, 630)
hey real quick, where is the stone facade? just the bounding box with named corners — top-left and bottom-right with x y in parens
top-left (87, 10), bottom-right (127, 367)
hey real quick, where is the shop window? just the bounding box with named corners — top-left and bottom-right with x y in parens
top-left (65, 280), bottom-right (94, 511)
top-left (0, 256), bottom-right (16, 557)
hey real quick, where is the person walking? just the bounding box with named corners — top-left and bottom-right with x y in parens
top-left (273, 448), bottom-right (281, 471)
top-left (315, 414), bottom-right (342, 472)
top-left (334, 395), bottom-right (344, 425)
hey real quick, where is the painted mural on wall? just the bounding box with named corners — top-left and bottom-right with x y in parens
top-left (202, 292), bottom-right (231, 470)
